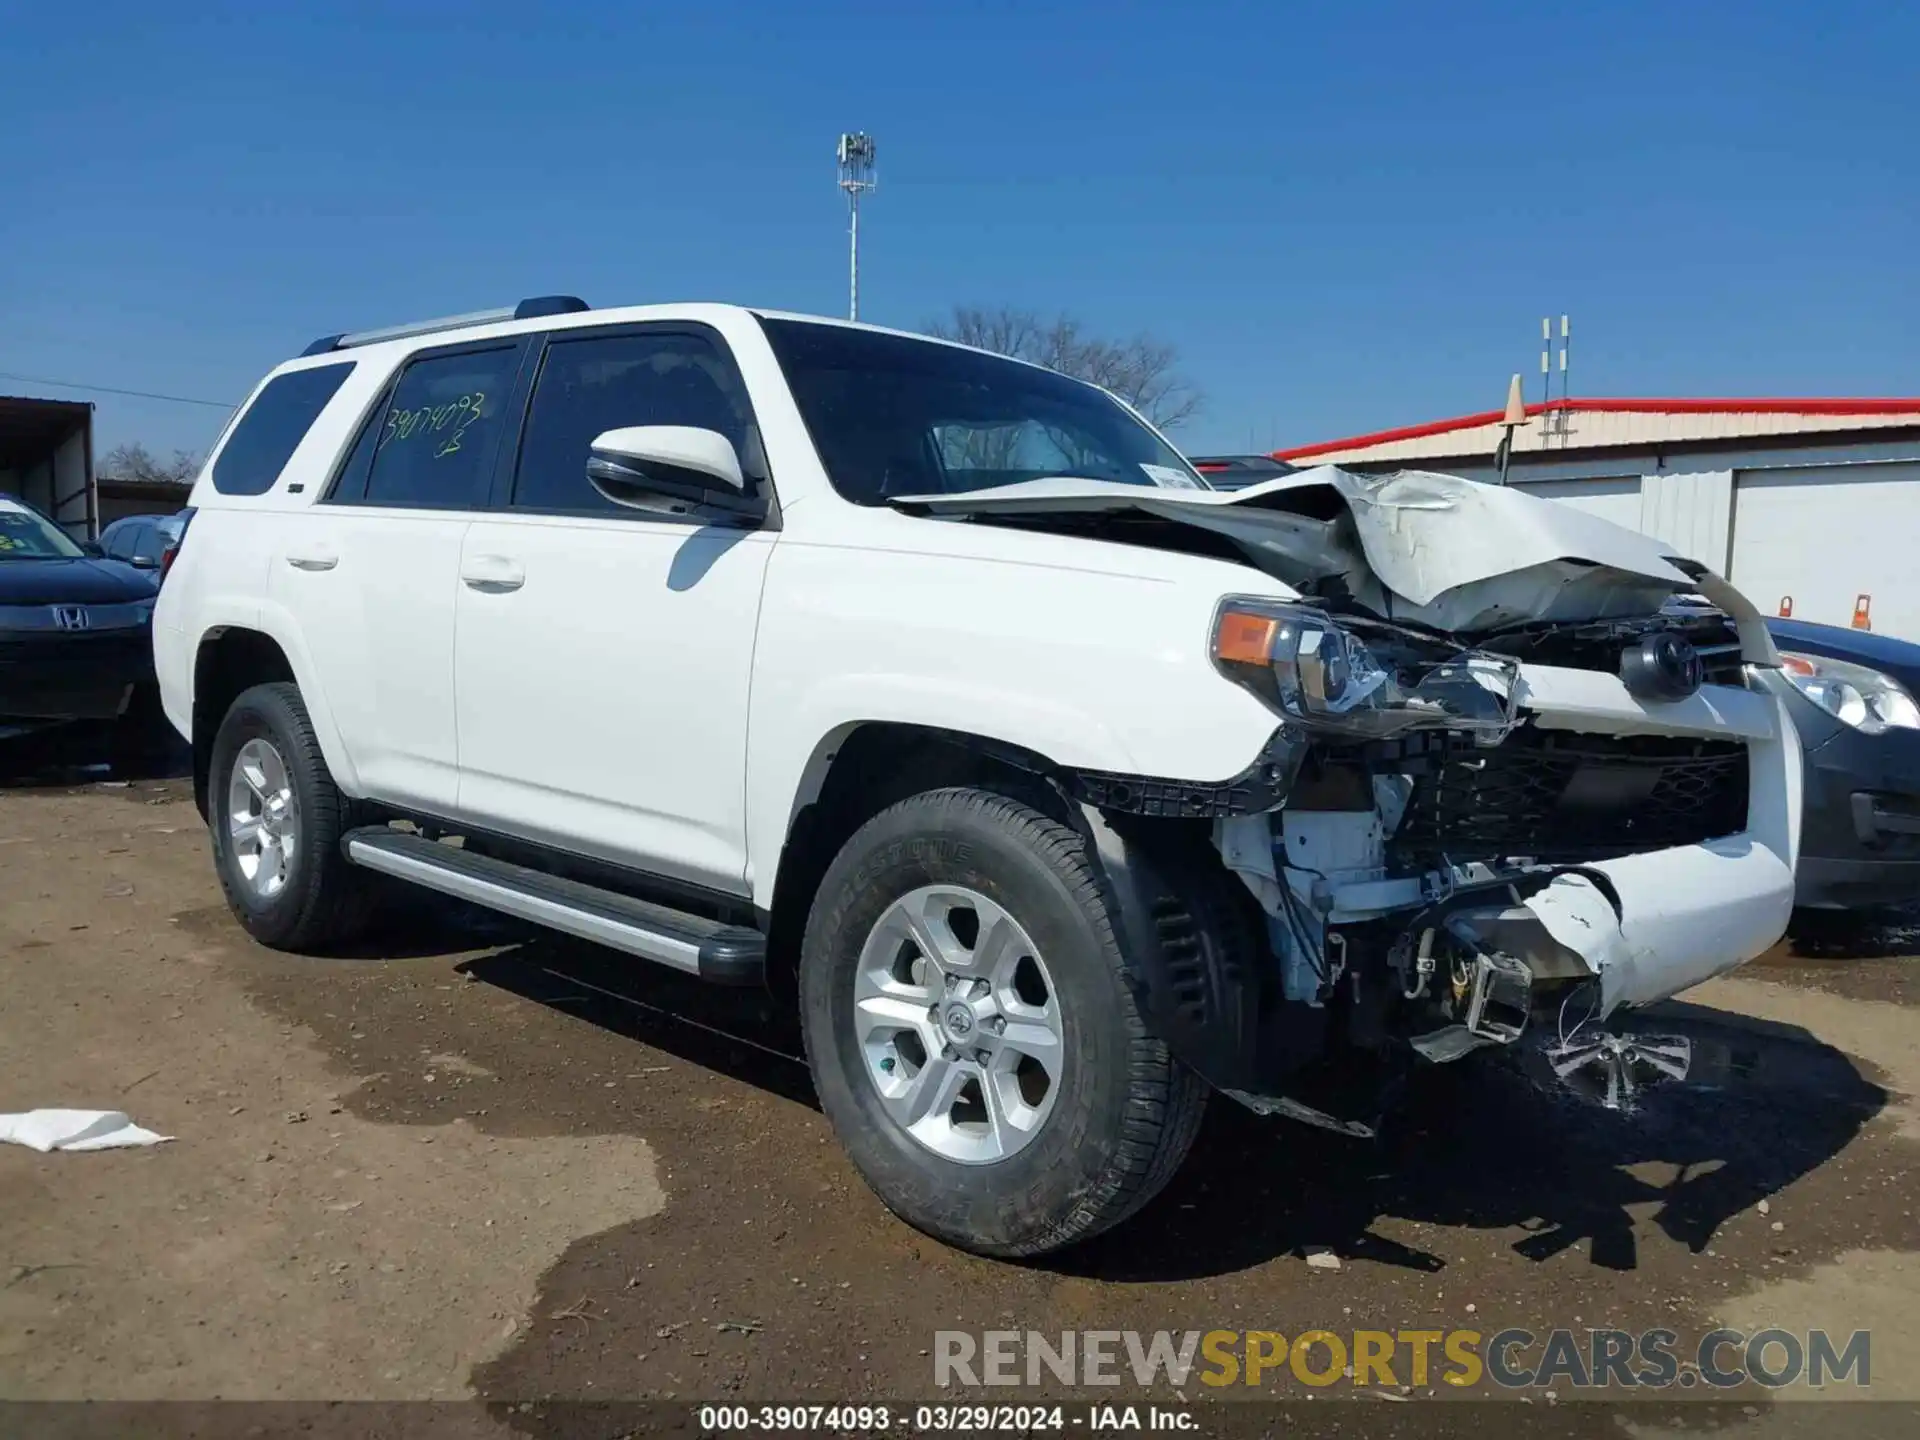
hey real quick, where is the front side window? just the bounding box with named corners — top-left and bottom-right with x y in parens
top-left (103, 521), bottom-right (141, 561)
top-left (211, 361), bottom-right (355, 496)
top-left (130, 522), bottom-right (169, 565)
top-left (758, 318), bottom-right (1202, 505)
top-left (0, 502), bottom-right (84, 559)
top-left (511, 330), bottom-right (757, 514)
top-left (359, 346), bottom-right (521, 509)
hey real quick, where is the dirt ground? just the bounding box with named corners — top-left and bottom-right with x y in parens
top-left (4, 752), bottom-right (1920, 1436)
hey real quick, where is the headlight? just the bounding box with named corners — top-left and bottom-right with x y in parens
top-left (1779, 651), bottom-right (1920, 734)
top-left (1212, 598), bottom-right (1521, 740)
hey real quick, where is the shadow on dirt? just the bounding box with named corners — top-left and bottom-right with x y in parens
top-left (462, 931), bottom-right (1886, 1284)
top-left (0, 716), bottom-right (190, 791)
top-left (460, 935), bottom-right (818, 1109)
top-left (1056, 998), bottom-right (1885, 1282)
top-left (1786, 904), bottom-right (1920, 960)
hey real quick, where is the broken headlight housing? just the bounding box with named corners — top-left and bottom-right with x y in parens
top-left (1211, 598), bottom-right (1521, 740)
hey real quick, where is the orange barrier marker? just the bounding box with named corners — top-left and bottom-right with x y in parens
top-left (1853, 594), bottom-right (1872, 630)
top-left (1778, 595), bottom-right (1794, 618)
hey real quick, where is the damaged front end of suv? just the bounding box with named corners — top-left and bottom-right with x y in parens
top-left (905, 465), bottom-right (1802, 1131)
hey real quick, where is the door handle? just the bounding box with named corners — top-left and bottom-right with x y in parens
top-left (285, 546), bottom-right (338, 572)
top-left (461, 555), bottom-right (525, 592)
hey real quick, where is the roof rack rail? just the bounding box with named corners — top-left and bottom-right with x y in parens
top-left (299, 295), bottom-right (591, 357)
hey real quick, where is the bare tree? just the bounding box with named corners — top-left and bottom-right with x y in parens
top-left (100, 442), bottom-right (201, 486)
top-left (926, 306), bottom-right (1203, 430)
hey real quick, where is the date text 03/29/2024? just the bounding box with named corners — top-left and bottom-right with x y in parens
top-left (695, 1405), bottom-right (1194, 1431)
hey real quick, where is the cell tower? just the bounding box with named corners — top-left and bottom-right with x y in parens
top-left (837, 132), bottom-right (877, 321)
top-left (1539, 314), bottom-right (1572, 445)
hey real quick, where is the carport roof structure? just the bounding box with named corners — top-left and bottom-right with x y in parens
top-left (0, 394), bottom-right (92, 472)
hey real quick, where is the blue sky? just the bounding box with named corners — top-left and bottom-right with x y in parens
top-left (3, 0), bottom-right (1914, 462)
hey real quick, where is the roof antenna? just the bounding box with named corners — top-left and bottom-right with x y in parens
top-left (1559, 314), bottom-right (1572, 447)
top-left (1540, 317), bottom-right (1552, 410)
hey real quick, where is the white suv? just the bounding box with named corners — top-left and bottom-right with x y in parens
top-left (156, 297), bottom-right (1801, 1256)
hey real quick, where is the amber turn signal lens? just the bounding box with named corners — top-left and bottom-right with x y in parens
top-left (1214, 609), bottom-right (1280, 665)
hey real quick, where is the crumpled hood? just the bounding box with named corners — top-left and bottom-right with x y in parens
top-left (893, 465), bottom-right (1772, 650)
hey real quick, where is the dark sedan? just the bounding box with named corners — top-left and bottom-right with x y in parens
top-left (1758, 617), bottom-right (1920, 912)
top-left (0, 496), bottom-right (162, 751)
top-left (1190, 453), bottom-right (1300, 490)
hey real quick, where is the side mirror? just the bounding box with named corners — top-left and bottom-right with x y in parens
top-left (587, 426), bottom-right (760, 519)
top-left (130, 553), bottom-right (159, 569)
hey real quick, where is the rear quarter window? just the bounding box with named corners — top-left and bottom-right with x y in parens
top-left (210, 362), bottom-right (356, 496)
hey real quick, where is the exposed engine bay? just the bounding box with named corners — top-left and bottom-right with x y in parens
top-left (902, 467), bottom-right (1802, 1128)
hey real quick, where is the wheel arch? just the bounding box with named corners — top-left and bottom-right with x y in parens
top-left (759, 721), bottom-right (1079, 1004)
top-left (759, 719), bottom-right (1301, 1101)
top-left (190, 617), bottom-right (359, 818)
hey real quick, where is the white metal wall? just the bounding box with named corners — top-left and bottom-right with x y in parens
top-left (1730, 461), bottom-right (1920, 640)
top-left (1515, 456), bottom-right (1919, 641)
top-left (1515, 475), bottom-right (1643, 528)
top-left (1639, 469), bottom-right (1733, 574)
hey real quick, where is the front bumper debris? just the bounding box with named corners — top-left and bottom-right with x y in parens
top-left (1217, 663), bottom-right (1803, 1050)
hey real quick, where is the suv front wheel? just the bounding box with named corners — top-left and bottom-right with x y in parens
top-left (207, 681), bottom-right (378, 951)
top-left (800, 787), bottom-right (1207, 1258)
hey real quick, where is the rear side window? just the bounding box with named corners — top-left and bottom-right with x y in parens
top-left (211, 362), bottom-right (355, 496)
top-left (359, 346), bottom-right (521, 509)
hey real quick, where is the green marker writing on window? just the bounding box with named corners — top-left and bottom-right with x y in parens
top-left (379, 391), bottom-right (486, 459)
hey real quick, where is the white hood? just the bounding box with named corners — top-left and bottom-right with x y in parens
top-left (894, 465), bottom-right (1770, 646)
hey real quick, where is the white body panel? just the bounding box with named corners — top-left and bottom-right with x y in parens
top-left (267, 509), bottom-right (468, 811)
top-left (742, 502), bottom-right (1288, 908)
top-left (453, 514), bottom-right (774, 892)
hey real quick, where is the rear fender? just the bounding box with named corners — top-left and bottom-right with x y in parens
top-left (194, 598), bottom-right (363, 797)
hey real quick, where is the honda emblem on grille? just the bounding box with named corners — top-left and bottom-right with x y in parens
top-left (52, 605), bottom-right (90, 631)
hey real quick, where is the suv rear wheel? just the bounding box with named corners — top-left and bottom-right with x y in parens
top-left (799, 787), bottom-right (1207, 1258)
top-left (207, 681), bottom-right (378, 951)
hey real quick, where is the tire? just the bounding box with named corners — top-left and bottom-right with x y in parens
top-left (799, 787), bottom-right (1208, 1258)
top-left (207, 681), bottom-right (378, 951)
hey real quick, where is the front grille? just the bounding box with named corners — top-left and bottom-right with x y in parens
top-left (0, 628), bottom-right (153, 719)
top-left (1389, 727), bottom-right (1749, 866)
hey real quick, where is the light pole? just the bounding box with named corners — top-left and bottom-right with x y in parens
top-left (837, 133), bottom-right (876, 321)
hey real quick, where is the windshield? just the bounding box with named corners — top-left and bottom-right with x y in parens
top-left (758, 318), bottom-right (1204, 505)
top-left (0, 503), bottom-right (85, 559)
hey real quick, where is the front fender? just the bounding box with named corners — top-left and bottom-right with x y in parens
top-left (743, 680), bottom-right (1140, 911)
top-left (743, 535), bottom-right (1285, 908)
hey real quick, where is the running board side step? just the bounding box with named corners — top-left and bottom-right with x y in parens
top-left (341, 827), bottom-right (764, 985)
